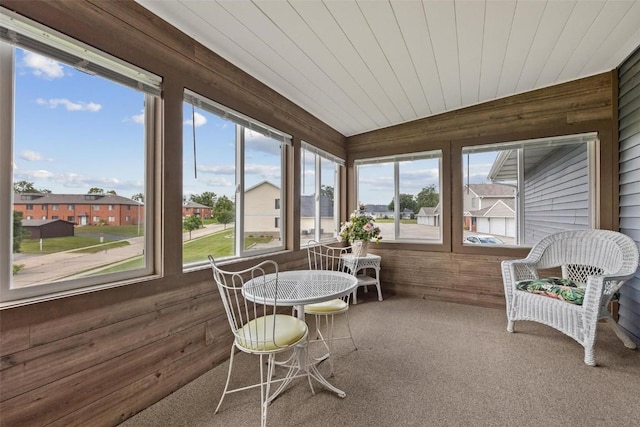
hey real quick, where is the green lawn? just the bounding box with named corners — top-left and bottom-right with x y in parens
top-left (376, 218), bottom-right (417, 224)
top-left (74, 224), bottom-right (142, 237)
top-left (20, 236), bottom-right (119, 254)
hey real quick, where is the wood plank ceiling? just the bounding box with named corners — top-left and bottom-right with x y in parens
top-left (136, 0), bottom-right (640, 137)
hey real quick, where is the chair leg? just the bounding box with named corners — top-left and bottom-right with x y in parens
top-left (344, 311), bottom-right (357, 351)
top-left (604, 313), bottom-right (638, 349)
top-left (215, 345), bottom-right (236, 414)
top-left (507, 320), bottom-right (514, 333)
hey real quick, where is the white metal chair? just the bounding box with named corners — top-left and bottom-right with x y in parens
top-left (501, 230), bottom-right (639, 366)
top-left (209, 256), bottom-right (308, 427)
top-left (303, 240), bottom-right (361, 376)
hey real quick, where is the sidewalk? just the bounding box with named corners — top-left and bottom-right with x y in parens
top-left (12, 224), bottom-right (227, 288)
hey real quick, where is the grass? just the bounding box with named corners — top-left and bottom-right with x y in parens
top-left (376, 218), bottom-right (417, 224)
top-left (74, 224), bottom-right (142, 237)
top-left (20, 236), bottom-right (118, 254)
top-left (182, 228), bottom-right (272, 264)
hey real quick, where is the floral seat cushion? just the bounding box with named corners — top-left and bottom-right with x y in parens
top-left (515, 277), bottom-right (585, 305)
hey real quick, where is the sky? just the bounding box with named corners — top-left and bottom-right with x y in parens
top-left (13, 46), bottom-right (498, 205)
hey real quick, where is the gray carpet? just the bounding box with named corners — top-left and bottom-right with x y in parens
top-left (120, 295), bottom-right (640, 427)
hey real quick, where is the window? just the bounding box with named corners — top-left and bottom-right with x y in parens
top-left (108, 204), bottom-right (114, 211)
top-left (300, 142), bottom-right (342, 245)
top-left (274, 199), bottom-right (280, 209)
top-left (51, 216), bottom-right (59, 220)
top-left (2, 10), bottom-right (160, 303)
top-left (356, 151), bottom-right (442, 243)
top-left (462, 133), bottom-right (596, 247)
top-left (67, 216), bottom-right (74, 222)
top-left (108, 216), bottom-right (115, 223)
top-left (92, 205), bottom-right (100, 211)
top-left (182, 89), bottom-right (289, 268)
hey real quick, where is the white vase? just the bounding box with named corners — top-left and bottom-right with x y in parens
top-left (352, 239), bottom-right (369, 255)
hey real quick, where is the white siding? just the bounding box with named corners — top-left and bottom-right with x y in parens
top-left (619, 47), bottom-right (640, 342)
top-left (523, 144), bottom-right (589, 245)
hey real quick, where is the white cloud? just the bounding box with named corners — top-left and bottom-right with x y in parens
top-left (23, 51), bottom-right (64, 79)
top-left (184, 112), bottom-right (207, 127)
top-left (20, 150), bottom-right (45, 161)
top-left (36, 98), bottom-right (102, 112)
top-left (130, 110), bottom-right (145, 124)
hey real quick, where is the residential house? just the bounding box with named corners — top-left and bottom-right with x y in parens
top-left (244, 181), bottom-right (281, 236)
top-left (463, 184), bottom-right (516, 236)
top-left (13, 193), bottom-right (144, 227)
top-left (416, 204), bottom-right (440, 227)
top-left (182, 201), bottom-right (212, 220)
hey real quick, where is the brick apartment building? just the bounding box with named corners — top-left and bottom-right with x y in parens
top-left (13, 193), bottom-right (145, 227)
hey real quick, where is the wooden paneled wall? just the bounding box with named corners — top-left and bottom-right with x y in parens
top-left (0, 1), bottom-right (619, 426)
top-left (349, 72), bottom-right (618, 311)
top-left (0, 0), bottom-right (332, 425)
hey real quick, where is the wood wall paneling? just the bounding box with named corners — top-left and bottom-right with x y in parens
top-left (0, 0), bottom-right (621, 425)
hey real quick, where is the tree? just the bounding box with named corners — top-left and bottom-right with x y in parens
top-left (106, 190), bottom-right (117, 195)
top-left (182, 215), bottom-right (203, 240)
top-left (388, 193), bottom-right (417, 213)
top-left (216, 210), bottom-right (234, 229)
top-left (13, 211), bottom-right (29, 253)
top-left (320, 185), bottom-right (334, 202)
top-left (415, 185), bottom-right (439, 209)
top-left (190, 191), bottom-right (217, 208)
top-left (88, 187), bottom-right (104, 194)
top-left (131, 193), bottom-right (144, 202)
top-left (14, 180), bottom-right (38, 193)
top-left (213, 195), bottom-right (234, 218)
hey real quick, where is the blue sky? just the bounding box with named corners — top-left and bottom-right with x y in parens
top-left (13, 47), bottom-right (497, 205)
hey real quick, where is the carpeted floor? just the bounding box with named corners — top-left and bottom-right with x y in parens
top-left (120, 294), bottom-right (640, 427)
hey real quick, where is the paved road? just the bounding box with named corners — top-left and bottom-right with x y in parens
top-left (12, 224), bottom-right (227, 288)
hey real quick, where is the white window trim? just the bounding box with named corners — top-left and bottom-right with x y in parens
top-left (1, 12), bottom-right (160, 304)
top-left (355, 150), bottom-right (443, 243)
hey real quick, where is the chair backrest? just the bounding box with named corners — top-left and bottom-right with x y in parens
top-left (529, 230), bottom-right (639, 281)
top-left (208, 256), bottom-right (282, 349)
top-left (306, 240), bottom-right (361, 273)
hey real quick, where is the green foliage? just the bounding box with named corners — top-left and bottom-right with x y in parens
top-left (213, 195), bottom-right (234, 214)
top-left (13, 264), bottom-right (25, 275)
top-left (13, 211), bottom-right (28, 253)
top-left (13, 180), bottom-right (49, 193)
top-left (183, 215), bottom-right (203, 240)
top-left (131, 193), bottom-right (144, 202)
top-left (190, 191), bottom-right (217, 207)
top-left (320, 185), bottom-right (334, 202)
top-left (339, 205), bottom-right (382, 243)
top-left (415, 185), bottom-right (439, 209)
top-left (88, 187), bottom-right (105, 194)
top-left (388, 193), bottom-right (418, 213)
top-left (215, 210), bottom-right (234, 229)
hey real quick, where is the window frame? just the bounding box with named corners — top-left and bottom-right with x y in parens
top-left (452, 132), bottom-right (600, 256)
top-left (354, 150), bottom-right (444, 245)
top-left (0, 10), bottom-right (161, 304)
top-left (182, 89), bottom-right (291, 269)
top-left (300, 141), bottom-right (343, 245)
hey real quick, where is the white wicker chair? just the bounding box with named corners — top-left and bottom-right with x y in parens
top-left (501, 229), bottom-right (639, 366)
top-left (209, 256), bottom-right (308, 427)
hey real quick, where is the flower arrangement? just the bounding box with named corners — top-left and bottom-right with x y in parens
top-left (338, 204), bottom-right (382, 243)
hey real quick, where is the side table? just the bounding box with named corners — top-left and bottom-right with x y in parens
top-left (342, 253), bottom-right (382, 304)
